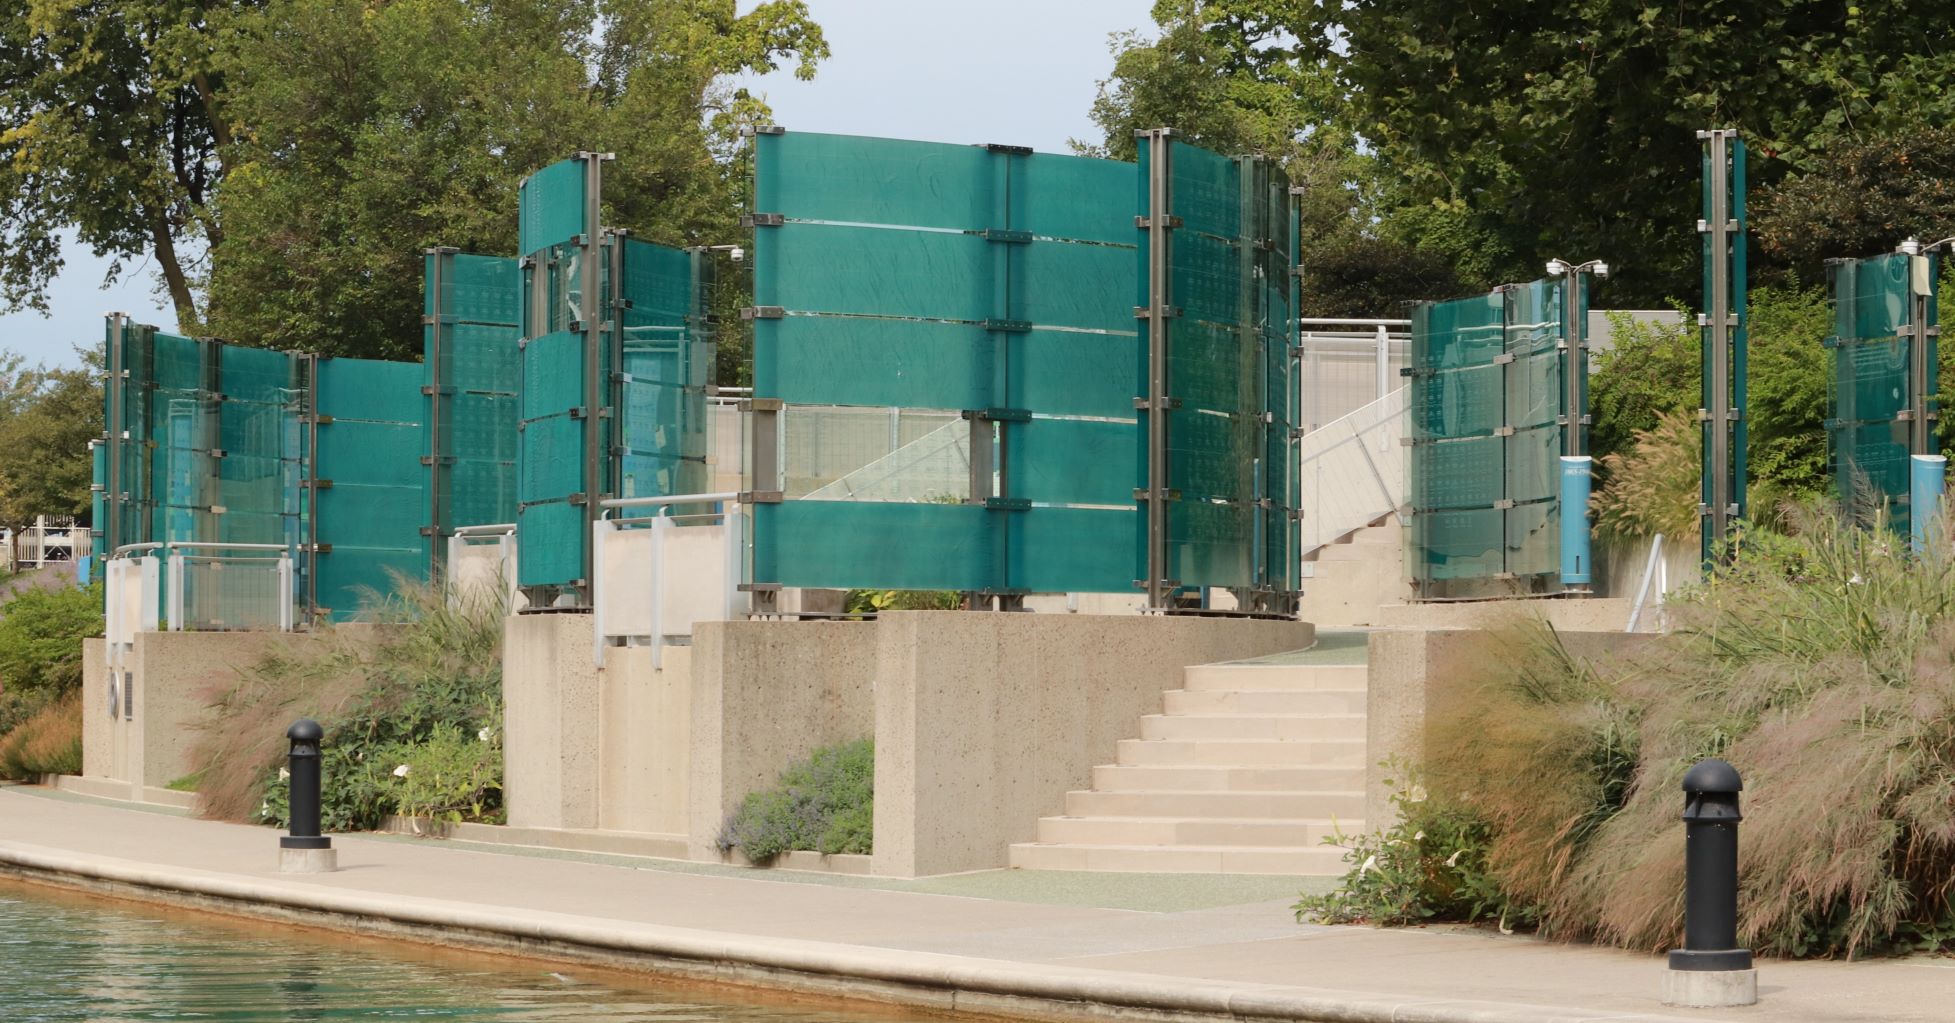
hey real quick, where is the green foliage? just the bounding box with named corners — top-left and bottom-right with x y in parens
top-left (1297, 764), bottom-right (1532, 930)
top-left (0, 360), bottom-right (101, 528)
top-left (1588, 309), bottom-right (1698, 466)
top-left (1297, 236), bottom-right (1463, 319)
top-left (1744, 284), bottom-right (1835, 496)
top-left (0, 690), bottom-right (81, 780)
top-left (718, 739), bottom-right (874, 863)
top-left (206, 0), bottom-right (826, 364)
top-left (843, 590), bottom-right (962, 615)
top-left (196, 585), bottom-right (507, 833)
top-left (1753, 128), bottom-right (1955, 275)
top-left (1353, 509), bottom-right (1955, 957)
top-left (1593, 408), bottom-right (1702, 547)
top-left (0, 582), bottom-right (103, 698)
top-left (1274, 1), bottom-right (1955, 305)
top-left (0, 0), bottom-right (225, 324)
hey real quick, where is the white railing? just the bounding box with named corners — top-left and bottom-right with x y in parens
top-left (446, 523), bottom-right (518, 609)
top-left (1299, 318), bottom-right (1410, 432)
top-left (112, 541), bottom-right (296, 633)
top-left (591, 493), bottom-right (745, 668)
top-left (1298, 385), bottom-right (1408, 557)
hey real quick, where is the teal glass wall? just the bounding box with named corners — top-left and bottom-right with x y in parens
top-left (513, 156), bottom-right (715, 596)
top-left (1406, 279), bottom-right (1578, 598)
top-left (1134, 139), bottom-right (1299, 598)
top-left (1827, 251), bottom-right (1939, 532)
top-left (424, 252), bottom-right (521, 555)
top-left (750, 130), bottom-right (1142, 594)
top-left (313, 358), bottom-right (425, 617)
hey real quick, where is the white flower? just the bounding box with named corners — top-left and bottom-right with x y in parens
top-left (1357, 854), bottom-right (1378, 877)
top-left (478, 727), bottom-right (494, 743)
top-left (278, 767), bottom-right (290, 781)
top-left (393, 763), bottom-right (411, 778)
top-left (1405, 785), bottom-right (1428, 803)
top-left (1413, 830), bottom-right (1425, 841)
top-left (1849, 573), bottom-right (1864, 585)
top-left (1445, 849), bottom-right (1464, 867)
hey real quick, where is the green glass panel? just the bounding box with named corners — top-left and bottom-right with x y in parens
top-left (1008, 329), bottom-right (1139, 420)
top-left (516, 500), bottom-right (584, 587)
top-left (756, 131), bottom-right (994, 230)
top-left (1015, 153), bottom-right (1138, 245)
top-left (1507, 500), bottom-right (1560, 579)
top-left (756, 316), bottom-right (990, 409)
top-left (1014, 242), bottom-right (1135, 333)
top-left (1009, 507), bottom-right (1138, 592)
top-left (1167, 320), bottom-right (1251, 414)
top-left (428, 252), bottom-right (521, 326)
top-left (315, 358), bottom-right (426, 613)
top-left (619, 238), bottom-right (696, 321)
top-left (1169, 409), bottom-right (1257, 502)
top-left (1827, 251), bottom-right (1934, 530)
top-left (521, 331), bottom-right (586, 418)
top-left (1409, 436), bottom-right (1504, 509)
top-left (1408, 508), bottom-right (1503, 579)
top-left (1167, 498), bottom-right (1253, 588)
top-left (754, 501), bottom-right (995, 591)
top-left (519, 158), bottom-right (587, 257)
top-left (764, 224), bottom-right (988, 321)
top-left (1507, 426), bottom-right (1561, 504)
top-left (1168, 141), bottom-right (1242, 240)
top-left (519, 413), bottom-right (584, 503)
top-left (1006, 418), bottom-right (1134, 506)
top-left (318, 357), bottom-right (420, 424)
top-left (314, 547), bottom-right (422, 620)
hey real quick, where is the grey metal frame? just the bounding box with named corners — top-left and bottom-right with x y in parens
top-left (422, 245), bottom-right (458, 580)
top-left (1138, 128), bottom-right (1176, 610)
top-left (1698, 129), bottom-right (1738, 552)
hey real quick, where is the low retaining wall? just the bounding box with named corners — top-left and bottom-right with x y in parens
top-left (505, 610), bottom-right (1311, 877)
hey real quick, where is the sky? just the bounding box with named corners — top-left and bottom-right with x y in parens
top-left (0, 0), bottom-right (1155, 370)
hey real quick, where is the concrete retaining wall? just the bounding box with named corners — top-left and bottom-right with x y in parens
top-left (1364, 628), bottom-right (1656, 825)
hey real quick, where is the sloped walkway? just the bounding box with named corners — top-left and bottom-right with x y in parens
top-left (0, 784), bottom-right (1945, 1023)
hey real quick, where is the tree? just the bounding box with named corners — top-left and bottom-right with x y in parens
top-left (1281, 1), bottom-right (1955, 305)
top-left (1751, 127), bottom-right (1955, 272)
top-left (0, 0), bottom-right (233, 328)
top-left (0, 360), bottom-right (99, 532)
top-left (204, 0), bottom-right (826, 362)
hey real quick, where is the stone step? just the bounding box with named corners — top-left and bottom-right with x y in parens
top-left (1164, 687), bottom-right (1367, 715)
top-left (1139, 713), bottom-right (1367, 741)
top-left (1116, 737), bottom-right (1367, 767)
top-left (1183, 663), bottom-right (1368, 692)
top-left (1007, 842), bottom-right (1354, 875)
top-left (1092, 763), bottom-right (1367, 791)
top-left (1035, 815), bottom-right (1356, 847)
top-left (1065, 788), bottom-right (1367, 819)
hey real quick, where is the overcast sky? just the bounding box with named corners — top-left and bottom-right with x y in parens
top-left (0, 0), bottom-right (1154, 369)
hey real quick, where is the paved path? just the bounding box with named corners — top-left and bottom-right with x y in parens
top-left (0, 785), bottom-right (1946, 1023)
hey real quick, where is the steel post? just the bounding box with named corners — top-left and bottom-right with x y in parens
top-left (1140, 129), bottom-right (1174, 609)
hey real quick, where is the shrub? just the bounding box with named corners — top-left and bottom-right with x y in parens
top-left (0, 582), bottom-right (103, 697)
top-left (1295, 762), bottom-right (1533, 931)
top-left (1325, 506), bottom-right (1955, 957)
top-left (194, 583), bottom-right (506, 832)
top-left (718, 739), bottom-right (874, 862)
top-left (844, 589), bottom-right (961, 614)
top-left (0, 690), bottom-right (82, 779)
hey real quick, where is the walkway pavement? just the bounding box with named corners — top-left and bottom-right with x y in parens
top-left (0, 784), bottom-right (1946, 1023)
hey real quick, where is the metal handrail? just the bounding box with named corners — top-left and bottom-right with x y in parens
top-left (598, 492), bottom-right (737, 518)
top-left (114, 540), bottom-right (289, 558)
top-left (450, 522), bottom-right (516, 537)
top-left (1626, 533), bottom-right (1667, 632)
top-left (1299, 317), bottom-right (1412, 326)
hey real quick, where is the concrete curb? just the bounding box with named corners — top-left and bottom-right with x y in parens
top-left (0, 840), bottom-right (1719, 1023)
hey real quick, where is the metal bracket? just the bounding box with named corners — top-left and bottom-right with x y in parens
top-left (742, 213), bottom-right (785, 228)
top-left (985, 143), bottom-right (1032, 155)
top-left (984, 497), bottom-right (1032, 511)
top-left (1134, 215), bottom-right (1184, 230)
top-left (740, 397), bottom-right (785, 412)
top-left (741, 306), bottom-right (786, 320)
top-left (964, 407), bottom-right (1032, 423)
top-left (754, 125), bottom-right (786, 136)
top-left (1134, 305), bottom-right (1181, 320)
top-left (1494, 426), bottom-right (1516, 437)
top-left (982, 318), bottom-right (1032, 333)
top-left (980, 228), bottom-right (1032, 244)
top-left (1492, 353), bottom-right (1516, 365)
top-left (738, 490), bottom-right (785, 505)
top-left (1132, 487), bottom-right (1182, 502)
top-left (1133, 396), bottom-right (1182, 411)
top-left (1493, 499), bottom-right (1516, 510)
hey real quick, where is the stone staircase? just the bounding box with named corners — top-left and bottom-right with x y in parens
top-left (1008, 660), bottom-right (1367, 874)
top-left (1296, 517), bottom-right (1409, 627)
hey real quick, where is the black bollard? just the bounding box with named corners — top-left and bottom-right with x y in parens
top-left (282, 719), bottom-right (331, 853)
top-left (1668, 758), bottom-right (1753, 980)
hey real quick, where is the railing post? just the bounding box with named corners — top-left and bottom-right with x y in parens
top-left (167, 552), bottom-right (184, 631)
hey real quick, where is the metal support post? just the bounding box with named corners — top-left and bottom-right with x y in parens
top-left (578, 152), bottom-right (610, 607)
top-left (1375, 322), bottom-right (1390, 403)
top-left (1138, 128), bottom-right (1175, 610)
top-left (1697, 129), bottom-right (1747, 564)
top-left (303, 354), bottom-right (322, 621)
top-left (105, 313), bottom-right (127, 557)
top-left (424, 246), bottom-right (456, 581)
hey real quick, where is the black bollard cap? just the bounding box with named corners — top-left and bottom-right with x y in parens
top-left (287, 718), bottom-right (324, 744)
top-left (1681, 758), bottom-right (1742, 794)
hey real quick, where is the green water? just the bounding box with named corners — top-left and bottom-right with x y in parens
top-left (0, 881), bottom-right (916, 1022)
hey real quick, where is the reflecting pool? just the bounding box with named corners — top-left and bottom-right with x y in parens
top-left (0, 878), bottom-right (920, 1022)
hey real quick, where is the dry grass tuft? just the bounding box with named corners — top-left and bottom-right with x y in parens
top-left (0, 690), bottom-right (82, 779)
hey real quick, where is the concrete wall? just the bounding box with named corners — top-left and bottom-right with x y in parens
top-left (1365, 628), bottom-right (1656, 826)
top-left (503, 613), bottom-right (602, 829)
top-left (80, 630), bottom-right (340, 800)
top-left (686, 619), bottom-right (878, 858)
top-left (596, 643), bottom-right (692, 835)
top-left (1374, 596), bottom-right (1651, 633)
top-left (871, 612), bottom-right (1314, 877)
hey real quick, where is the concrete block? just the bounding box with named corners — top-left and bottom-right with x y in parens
top-left (278, 846), bottom-right (338, 874)
top-left (1661, 967), bottom-right (1757, 1007)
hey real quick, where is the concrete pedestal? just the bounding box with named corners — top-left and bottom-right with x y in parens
top-left (278, 847), bottom-right (338, 874)
top-left (1662, 967), bottom-right (1757, 1007)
